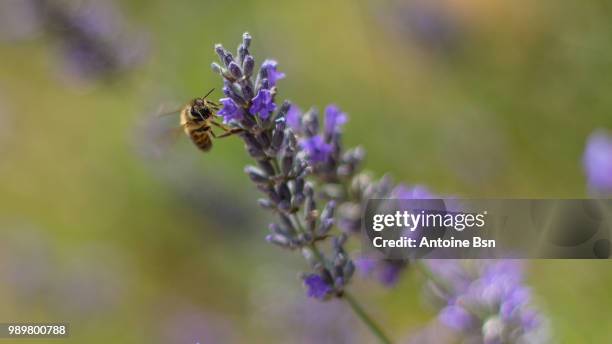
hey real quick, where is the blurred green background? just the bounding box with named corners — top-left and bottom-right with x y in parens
top-left (1, 0), bottom-right (611, 343)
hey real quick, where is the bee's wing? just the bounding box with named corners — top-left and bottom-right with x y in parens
top-left (135, 105), bottom-right (187, 159)
top-left (155, 104), bottom-right (182, 118)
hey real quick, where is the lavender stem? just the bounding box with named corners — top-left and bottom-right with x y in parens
top-left (415, 260), bottom-right (452, 294)
top-left (344, 291), bottom-right (393, 344)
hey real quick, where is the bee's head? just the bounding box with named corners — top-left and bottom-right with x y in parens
top-left (189, 98), bottom-right (211, 121)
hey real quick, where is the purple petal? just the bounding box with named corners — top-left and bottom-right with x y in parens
top-left (261, 59), bottom-right (285, 87)
top-left (217, 98), bottom-right (243, 123)
top-left (299, 135), bottom-right (332, 163)
top-left (584, 130), bottom-right (612, 193)
top-left (324, 105), bottom-right (347, 137)
top-left (303, 274), bottom-right (332, 300)
top-left (249, 89), bottom-right (276, 119)
top-left (439, 305), bottom-right (473, 331)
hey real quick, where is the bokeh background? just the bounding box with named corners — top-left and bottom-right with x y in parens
top-left (1, 0), bottom-right (611, 343)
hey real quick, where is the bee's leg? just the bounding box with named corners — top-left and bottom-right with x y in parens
top-left (209, 120), bottom-right (244, 138)
top-left (215, 127), bottom-right (244, 138)
top-left (210, 120), bottom-right (239, 132)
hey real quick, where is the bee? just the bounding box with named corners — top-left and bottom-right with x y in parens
top-left (161, 89), bottom-right (242, 152)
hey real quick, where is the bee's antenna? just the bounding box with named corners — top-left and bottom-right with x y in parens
top-left (203, 88), bottom-right (215, 99)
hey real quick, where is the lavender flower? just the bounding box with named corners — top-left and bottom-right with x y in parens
top-left (211, 33), bottom-right (355, 301)
top-left (355, 255), bottom-right (407, 287)
top-left (217, 98), bottom-right (243, 123)
top-left (286, 104), bottom-right (302, 132)
top-left (583, 130), bottom-right (612, 194)
top-left (352, 185), bottom-right (435, 288)
top-left (423, 260), bottom-right (550, 343)
top-left (304, 274), bottom-right (333, 300)
top-left (377, 0), bottom-right (463, 55)
top-left (324, 105), bottom-right (348, 138)
top-left (3, 0), bottom-right (148, 81)
top-left (261, 59), bottom-right (285, 87)
top-left (300, 135), bottom-right (333, 163)
top-left (249, 89), bottom-right (276, 119)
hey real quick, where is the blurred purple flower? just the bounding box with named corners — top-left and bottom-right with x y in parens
top-left (261, 59), bottom-right (285, 87)
top-left (392, 184), bottom-right (435, 199)
top-left (300, 135), bottom-right (333, 163)
top-left (249, 89), bottom-right (276, 119)
top-left (583, 130), bottom-right (612, 194)
top-left (250, 270), bottom-right (365, 344)
top-left (217, 97), bottom-right (243, 123)
top-left (378, 0), bottom-right (463, 56)
top-left (424, 260), bottom-right (549, 343)
top-left (439, 305), bottom-right (474, 331)
top-left (354, 255), bottom-right (407, 287)
top-left (286, 104), bottom-right (302, 131)
top-left (323, 105), bottom-right (347, 138)
top-left (2, 0), bottom-right (149, 81)
top-left (303, 274), bottom-right (333, 300)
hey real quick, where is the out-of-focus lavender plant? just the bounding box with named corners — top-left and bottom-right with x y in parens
top-left (583, 130), bottom-right (612, 195)
top-left (421, 260), bottom-right (550, 344)
top-left (0, 0), bottom-right (43, 41)
top-left (157, 304), bottom-right (237, 344)
top-left (0, 0), bottom-right (148, 81)
top-left (250, 266), bottom-right (365, 344)
top-left (375, 0), bottom-right (464, 56)
top-left (0, 225), bottom-right (128, 319)
top-left (210, 33), bottom-right (392, 343)
top-left (354, 185), bottom-right (435, 288)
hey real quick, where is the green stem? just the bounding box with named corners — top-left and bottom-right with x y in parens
top-left (344, 291), bottom-right (393, 344)
top-left (414, 260), bottom-right (452, 294)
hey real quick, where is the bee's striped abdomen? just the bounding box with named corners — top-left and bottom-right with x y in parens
top-left (190, 126), bottom-right (213, 152)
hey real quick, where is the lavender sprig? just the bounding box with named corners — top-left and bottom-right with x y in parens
top-left (210, 33), bottom-right (391, 344)
top-left (4, 0), bottom-right (148, 81)
top-left (421, 260), bottom-right (550, 344)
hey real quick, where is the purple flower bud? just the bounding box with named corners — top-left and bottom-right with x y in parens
top-left (299, 135), bottom-right (333, 163)
top-left (302, 109), bottom-right (319, 137)
top-left (286, 104), bottom-right (302, 132)
top-left (260, 59), bottom-right (285, 87)
top-left (210, 62), bottom-right (222, 75)
top-left (439, 305), bottom-right (474, 331)
top-left (214, 44), bottom-right (226, 62)
top-left (242, 32), bottom-right (252, 48)
top-left (583, 130), bottom-right (612, 194)
top-left (237, 44), bottom-right (247, 62)
top-left (258, 198), bottom-right (275, 210)
top-left (217, 98), bottom-right (243, 123)
top-left (266, 234), bottom-right (291, 248)
top-left (324, 105), bottom-right (348, 138)
top-left (244, 166), bottom-right (270, 185)
top-left (249, 89), bottom-right (276, 119)
top-left (378, 262), bottom-right (404, 287)
top-left (392, 184), bottom-right (435, 199)
top-left (222, 84), bottom-right (245, 106)
top-left (270, 118), bottom-right (286, 152)
top-left (228, 61), bottom-right (242, 79)
top-left (223, 52), bottom-right (234, 67)
top-left (303, 274), bottom-right (332, 300)
top-left (243, 55), bottom-right (255, 77)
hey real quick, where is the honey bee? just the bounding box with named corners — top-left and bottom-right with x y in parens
top-left (161, 89), bottom-right (242, 152)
